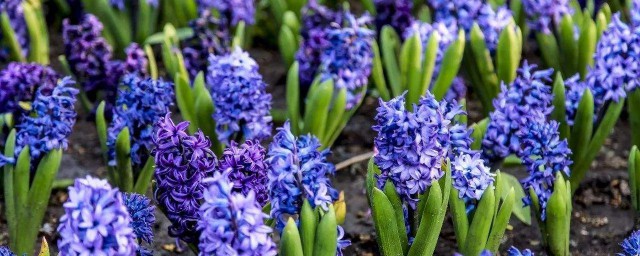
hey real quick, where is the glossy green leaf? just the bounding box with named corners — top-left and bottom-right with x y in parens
top-left (14, 146), bottom-right (30, 218)
top-left (462, 188), bottom-right (495, 256)
top-left (546, 174), bottom-right (570, 256)
top-left (194, 87), bottom-right (220, 153)
top-left (232, 21), bottom-right (246, 48)
top-left (287, 62), bottom-right (301, 134)
top-left (404, 34), bottom-right (424, 107)
top-left (96, 101), bottom-right (110, 166)
top-left (300, 200), bottom-right (318, 256)
top-left (372, 40), bottom-right (391, 101)
top-left (323, 88), bottom-right (347, 146)
top-left (303, 79), bottom-right (333, 140)
top-left (558, 14), bottom-right (578, 76)
top-left (469, 24), bottom-right (499, 110)
top-left (144, 44), bottom-right (158, 80)
top-left (381, 26), bottom-right (403, 97)
top-left (496, 24), bottom-right (519, 84)
top-left (0, 13), bottom-right (25, 62)
top-left (432, 30), bottom-right (465, 101)
top-left (551, 73), bottom-right (570, 139)
top-left (23, 3), bottom-right (48, 64)
top-left (370, 187), bottom-right (404, 256)
top-left (133, 157), bottom-right (155, 194)
top-left (383, 182), bottom-right (409, 254)
top-left (279, 26), bottom-right (297, 67)
top-left (283, 11), bottom-right (301, 33)
top-left (116, 127), bottom-right (133, 192)
top-left (471, 119), bottom-right (489, 150)
top-left (486, 187), bottom-right (515, 252)
top-left (630, 147), bottom-right (640, 211)
top-left (629, 90), bottom-right (640, 148)
top-left (145, 27), bottom-right (194, 45)
top-left (449, 187), bottom-right (469, 248)
top-left (419, 32), bottom-right (439, 98)
top-left (569, 89), bottom-right (594, 163)
top-left (536, 33), bottom-right (561, 72)
top-left (3, 130), bottom-right (16, 245)
top-left (314, 205), bottom-right (338, 256)
top-left (501, 173), bottom-right (531, 225)
top-left (174, 73), bottom-right (195, 132)
top-left (577, 15), bottom-right (596, 79)
top-left (281, 218), bottom-right (304, 256)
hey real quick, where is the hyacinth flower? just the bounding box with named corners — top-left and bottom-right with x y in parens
top-left (197, 172), bottom-right (276, 255)
top-left (218, 140), bottom-right (270, 206)
top-left (267, 122), bottom-right (349, 256)
top-left (366, 92), bottom-right (471, 256)
top-left (153, 114), bottom-right (217, 247)
top-left (57, 176), bottom-right (140, 255)
top-left (1, 78), bottom-right (77, 254)
top-left (620, 230), bottom-right (640, 256)
top-left (286, 7), bottom-right (374, 148)
top-left (518, 0), bottom-right (611, 79)
top-left (94, 74), bottom-right (174, 193)
top-left (448, 152), bottom-right (516, 255)
top-left (508, 247), bottom-right (535, 256)
top-left (0, 0), bottom-right (49, 64)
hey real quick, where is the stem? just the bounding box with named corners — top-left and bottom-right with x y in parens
top-left (335, 151), bottom-right (375, 171)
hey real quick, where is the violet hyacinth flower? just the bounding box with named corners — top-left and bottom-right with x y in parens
top-left (482, 62), bottom-right (554, 161)
top-left (521, 0), bottom-right (574, 34)
top-left (107, 43), bottom-right (149, 86)
top-left (620, 230), bottom-right (640, 256)
top-left (373, 0), bottom-right (414, 35)
top-left (518, 120), bottom-right (572, 220)
top-left (373, 92), bottom-right (470, 208)
top-left (123, 193), bottom-right (155, 244)
top-left (563, 74), bottom-right (589, 126)
top-left (218, 140), bottom-right (270, 206)
top-left (452, 152), bottom-right (494, 201)
top-left (107, 74), bottom-right (174, 167)
top-left (153, 114), bottom-right (217, 243)
top-left (183, 10), bottom-right (230, 79)
top-left (267, 121), bottom-right (338, 230)
top-left (0, 247), bottom-right (15, 256)
top-left (14, 77), bottom-right (78, 162)
top-left (0, 0), bottom-right (28, 59)
top-left (296, 2), bottom-right (339, 89)
top-left (207, 48), bottom-right (272, 145)
top-left (586, 14), bottom-right (640, 104)
top-left (109, 0), bottom-right (158, 10)
top-left (62, 14), bottom-right (114, 93)
top-left (0, 62), bottom-right (59, 115)
top-left (197, 0), bottom-right (255, 25)
top-left (508, 247), bottom-right (535, 256)
top-left (319, 12), bottom-right (375, 110)
top-left (197, 172), bottom-right (276, 256)
top-left (445, 77), bottom-right (468, 102)
top-left (57, 176), bottom-right (138, 255)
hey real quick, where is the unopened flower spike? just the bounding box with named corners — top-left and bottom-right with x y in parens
top-left (57, 176), bottom-right (138, 255)
top-left (207, 48), bottom-right (272, 145)
top-left (197, 171), bottom-right (276, 255)
top-left (153, 113), bottom-right (217, 243)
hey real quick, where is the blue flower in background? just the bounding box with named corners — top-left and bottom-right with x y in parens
top-left (521, 0), bottom-right (573, 34)
top-left (57, 176), bottom-right (138, 256)
top-left (620, 230), bottom-right (640, 256)
top-left (197, 0), bottom-right (255, 25)
top-left (267, 121), bottom-right (338, 231)
top-left (197, 172), bottom-right (276, 256)
top-left (0, 246), bottom-right (15, 256)
top-left (508, 246), bottom-right (535, 256)
top-left (373, 0), bottom-right (414, 35)
top-left (564, 74), bottom-right (589, 126)
top-left (123, 193), bottom-right (155, 244)
top-left (207, 48), bottom-right (272, 145)
top-left (0, 62), bottom-right (59, 115)
top-left (0, 0), bottom-right (28, 59)
top-left (107, 74), bottom-right (174, 167)
top-left (183, 10), bottom-right (230, 79)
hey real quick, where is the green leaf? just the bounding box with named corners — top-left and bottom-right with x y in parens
top-left (536, 32), bottom-right (561, 71)
top-left (280, 218), bottom-right (304, 256)
top-left (303, 79), bottom-right (334, 140)
top-left (279, 26), bottom-right (298, 67)
top-left (449, 187), bottom-right (469, 248)
top-left (360, 0), bottom-right (376, 14)
top-left (135, 0), bottom-right (152, 43)
top-left (96, 101), bottom-right (110, 164)
top-left (486, 187), bottom-right (515, 252)
top-left (287, 62), bottom-right (302, 135)
top-left (23, 2), bottom-right (48, 64)
top-left (323, 88), bottom-right (347, 146)
top-left (383, 182), bottom-right (409, 254)
top-left (282, 11), bottom-right (301, 32)
top-left (471, 119), bottom-right (489, 150)
top-left (551, 73), bottom-right (569, 139)
top-left (366, 158), bottom-right (381, 201)
top-left (314, 205), bottom-right (338, 256)
top-left (370, 187), bottom-right (404, 256)
top-left (146, 26), bottom-right (193, 45)
top-left (558, 14), bottom-right (578, 76)
top-left (462, 188), bottom-right (495, 256)
top-left (14, 146), bottom-right (31, 219)
top-left (631, 147), bottom-right (640, 211)
top-left (381, 26), bottom-right (403, 97)
top-left (144, 44), bottom-right (158, 80)
top-left (372, 40), bottom-right (391, 101)
top-left (496, 24), bottom-right (520, 84)
top-left (116, 128), bottom-right (133, 192)
top-left (577, 15), bottom-right (597, 79)
top-left (570, 89), bottom-right (594, 163)
top-left (269, 0), bottom-right (287, 25)
top-left (174, 73), bottom-right (195, 132)
top-left (595, 12), bottom-right (608, 41)
top-left (404, 34), bottom-right (424, 107)
top-left (432, 29), bottom-right (465, 101)
top-left (501, 173), bottom-right (531, 225)
top-left (3, 130), bottom-right (16, 246)
top-left (193, 87), bottom-right (220, 153)
top-left (232, 21), bottom-right (246, 48)
top-left (133, 157), bottom-right (155, 194)
top-left (419, 32), bottom-right (439, 99)
top-left (629, 90), bottom-right (640, 148)
top-left (469, 24), bottom-right (499, 111)
top-left (546, 174), bottom-right (570, 256)
top-left (300, 200), bottom-right (318, 256)
top-left (0, 12), bottom-right (25, 62)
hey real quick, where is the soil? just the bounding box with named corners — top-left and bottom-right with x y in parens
top-left (0, 10), bottom-right (637, 256)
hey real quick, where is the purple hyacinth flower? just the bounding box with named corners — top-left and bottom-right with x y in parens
top-left (373, 0), bottom-right (414, 35)
top-left (586, 14), bottom-right (640, 104)
top-left (109, 0), bottom-right (158, 9)
top-left (57, 176), bottom-right (138, 255)
top-left (0, 62), bottom-right (59, 115)
top-left (267, 121), bottom-right (339, 231)
top-left (183, 10), bottom-right (230, 79)
top-left (318, 13), bottom-right (374, 110)
top-left (452, 152), bottom-right (494, 201)
top-left (62, 14), bottom-right (114, 93)
top-left (633, 0), bottom-right (640, 27)
top-left (218, 140), bottom-right (270, 206)
top-left (482, 61), bottom-right (554, 161)
top-left (373, 92), bottom-right (470, 208)
top-left (153, 114), bottom-right (217, 243)
top-left (197, 172), bottom-right (276, 256)
top-left (518, 120), bottom-right (572, 220)
top-left (521, 0), bottom-right (574, 34)
top-left (197, 0), bottom-right (255, 25)
top-left (0, 0), bottom-right (28, 59)
top-left (564, 74), bottom-right (589, 126)
top-left (107, 74), bottom-right (174, 167)
top-left (123, 193), bottom-right (155, 244)
top-left (15, 77), bottom-right (78, 162)
top-left (508, 247), bottom-right (535, 256)
top-left (295, 2), bottom-right (338, 89)
top-left (207, 48), bottom-right (272, 145)
top-left (0, 246), bottom-right (15, 256)
top-left (620, 230), bottom-right (640, 256)
top-left (445, 77), bottom-right (468, 102)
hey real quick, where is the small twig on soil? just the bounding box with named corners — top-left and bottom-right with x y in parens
top-left (336, 151), bottom-right (375, 171)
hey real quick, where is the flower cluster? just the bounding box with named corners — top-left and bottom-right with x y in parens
top-left (62, 14), bottom-right (114, 93)
top-left (197, 172), bottom-right (276, 256)
top-left (373, 92), bottom-right (470, 208)
top-left (319, 13), bottom-right (374, 109)
top-left (445, 77), bottom-right (467, 102)
top-left (0, 0), bottom-right (28, 59)
top-left (197, 0), bottom-right (255, 25)
top-left (296, 3), bottom-right (339, 88)
top-left (620, 230), bottom-right (640, 256)
top-left (0, 247), bottom-right (14, 256)
top-left (106, 43), bottom-right (149, 87)
top-left (57, 176), bottom-right (138, 255)
top-left (373, 0), bottom-right (414, 35)
top-left (207, 48), bottom-right (272, 145)
top-left (633, 0), bottom-right (640, 27)
top-left (519, 120), bottom-right (572, 220)
top-left (563, 74), bottom-right (589, 126)
top-left (586, 14), bottom-right (640, 104)
top-left (183, 10), bottom-right (230, 79)
top-left (482, 62), bottom-right (554, 161)
top-left (153, 114), bottom-right (217, 243)
top-left (218, 140), bottom-right (270, 206)
top-left (508, 247), bottom-right (535, 256)
top-left (0, 63), bottom-right (59, 115)
top-left (267, 122), bottom-right (338, 230)
top-left (107, 74), bottom-right (174, 166)
top-left (521, 0), bottom-right (573, 34)
top-left (15, 78), bottom-right (78, 161)
top-left (123, 193), bottom-right (155, 244)
top-left (452, 152), bottom-right (494, 201)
